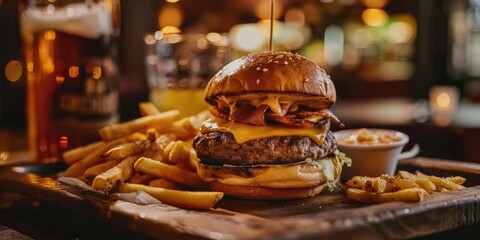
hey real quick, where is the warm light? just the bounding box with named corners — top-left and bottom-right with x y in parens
top-left (144, 34), bottom-right (156, 45)
top-left (46, 4), bottom-right (55, 14)
top-left (285, 8), bottom-right (305, 27)
top-left (163, 33), bottom-right (182, 43)
top-left (154, 31), bottom-right (164, 40)
top-left (66, 7), bottom-right (75, 17)
top-left (257, 19), bottom-right (282, 38)
top-left (0, 151), bottom-right (9, 161)
top-left (166, 0), bottom-right (179, 2)
top-left (206, 32), bottom-right (221, 42)
top-left (5, 60), bottom-right (22, 82)
top-left (362, 9), bottom-right (388, 27)
top-left (161, 26), bottom-right (181, 35)
top-left (230, 24), bottom-right (265, 52)
top-left (350, 27), bottom-right (373, 49)
top-left (362, 0), bottom-right (389, 8)
top-left (158, 5), bottom-right (184, 28)
top-left (254, 0), bottom-right (283, 19)
top-left (39, 33), bottom-right (55, 74)
top-left (93, 66), bottom-right (102, 79)
top-left (59, 136), bottom-right (68, 149)
top-left (387, 21), bottom-right (414, 43)
top-left (55, 76), bottom-right (65, 84)
top-left (27, 62), bottom-right (34, 72)
top-left (436, 93), bottom-right (451, 108)
top-left (301, 40), bottom-right (326, 66)
top-left (429, 86), bottom-right (459, 120)
top-left (44, 30), bottom-right (56, 40)
top-left (196, 37), bottom-right (208, 50)
top-left (69, 66), bottom-right (79, 78)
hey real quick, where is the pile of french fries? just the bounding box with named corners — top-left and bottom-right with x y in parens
top-left (343, 170), bottom-right (466, 204)
top-left (61, 102), bottom-right (223, 210)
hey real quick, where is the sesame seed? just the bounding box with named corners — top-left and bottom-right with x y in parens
top-left (256, 67), bottom-right (261, 71)
top-left (284, 61), bottom-right (288, 65)
top-left (274, 61), bottom-right (279, 63)
top-left (304, 78), bottom-right (309, 82)
top-left (262, 68), bottom-right (268, 72)
top-left (256, 79), bottom-right (260, 84)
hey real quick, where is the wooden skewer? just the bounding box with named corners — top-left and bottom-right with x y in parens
top-left (269, 0), bottom-right (274, 52)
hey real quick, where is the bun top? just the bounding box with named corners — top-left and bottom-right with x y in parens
top-left (205, 51), bottom-right (336, 108)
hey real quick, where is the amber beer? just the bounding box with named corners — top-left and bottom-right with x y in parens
top-left (20, 1), bottom-right (119, 162)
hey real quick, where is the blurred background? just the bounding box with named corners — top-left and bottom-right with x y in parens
top-left (1, 0), bottom-right (480, 162)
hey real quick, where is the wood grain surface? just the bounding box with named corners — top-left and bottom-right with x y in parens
top-left (0, 157), bottom-right (479, 239)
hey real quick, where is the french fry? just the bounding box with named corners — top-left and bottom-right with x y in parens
top-left (139, 102), bottom-right (160, 116)
top-left (346, 176), bottom-right (374, 189)
top-left (142, 134), bottom-right (177, 161)
top-left (92, 156), bottom-right (138, 193)
top-left (82, 160), bottom-right (121, 184)
top-left (428, 176), bottom-right (465, 191)
top-left (410, 178), bottom-right (436, 192)
top-left (149, 178), bottom-right (184, 190)
top-left (381, 175), bottom-right (419, 190)
top-left (145, 128), bottom-right (160, 143)
top-left (363, 178), bottom-right (394, 193)
top-left (62, 138), bottom-right (127, 178)
top-left (119, 183), bottom-right (223, 210)
top-left (446, 176), bottom-right (466, 185)
top-left (166, 141), bottom-right (191, 164)
top-left (346, 188), bottom-right (426, 203)
top-left (397, 170), bottom-right (418, 179)
top-left (160, 116), bottom-right (201, 140)
top-left (127, 173), bottom-right (157, 185)
top-left (134, 157), bottom-right (208, 188)
top-left (62, 141), bottom-right (105, 165)
top-left (415, 171), bottom-right (428, 178)
top-left (124, 132), bottom-right (147, 141)
top-left (99, 109), bottom-right (179, 141)
top-left (102, 140), bottom-right (150, 160)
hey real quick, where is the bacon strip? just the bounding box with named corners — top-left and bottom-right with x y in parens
top-left (296, 109), bottom-right (344, 127)
top-left (229, 104), bottom-right (268, 126)
top-left (212, 104), bottom-right (343, 128)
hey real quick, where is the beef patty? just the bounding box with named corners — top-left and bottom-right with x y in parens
top-left (193, 130), bottom-right (337, 166)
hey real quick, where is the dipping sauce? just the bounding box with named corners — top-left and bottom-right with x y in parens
top-left (341, 128), bottom-right (403, 145)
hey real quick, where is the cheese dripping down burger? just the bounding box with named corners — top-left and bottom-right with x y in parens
top-left (193, 51), bottom-right (351, 200)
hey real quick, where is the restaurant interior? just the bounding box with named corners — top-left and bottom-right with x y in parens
top-left (1, 0), bottom-right (480, 239)
top-left (2, 0), bottom-right (480, 162)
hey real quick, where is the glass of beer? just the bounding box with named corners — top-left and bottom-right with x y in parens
top-left (144, 32), bottom-right (230, 118)
top-left (19, 0), bottom-right (120, 162)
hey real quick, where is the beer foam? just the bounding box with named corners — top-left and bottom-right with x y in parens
top-left (21, 3), bottom-right (112, 40)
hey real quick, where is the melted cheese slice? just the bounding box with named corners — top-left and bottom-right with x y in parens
top-left (198, 162), bottom-right (327, 188)
top-left (200, 118), bottom-right (328, 145)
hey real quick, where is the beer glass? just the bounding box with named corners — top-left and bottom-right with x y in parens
top-left (145, 32), bottom-right (230, 118)
top-left (20, 0), bottom-right (120, 162)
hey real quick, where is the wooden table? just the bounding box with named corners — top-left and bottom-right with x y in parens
top-left (1, 157), bottom-right (480, 239)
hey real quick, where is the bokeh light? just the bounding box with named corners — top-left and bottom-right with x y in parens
top-left (254, 0), bottom-right (283, 19)
top-left (362, 0), bottom-right (389, 8)
top-left (285, 8), bottom-right (305, 27)
top-left (158, 5), bottom-right (184, 29)
top-left (5, 60), bottom-right (23, 82)
top-left (230, 24), bottom-right (265, 52)
top-left (362, 8), bottom-right (388, 27)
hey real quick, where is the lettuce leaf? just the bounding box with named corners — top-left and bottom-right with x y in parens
top-left (317, 159), bottom-right (335, 192)
top-left (335, 150), bottom-right (352, 167)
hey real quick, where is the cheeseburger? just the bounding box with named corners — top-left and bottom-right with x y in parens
top-left (193, 51), bottom-right (350, 200)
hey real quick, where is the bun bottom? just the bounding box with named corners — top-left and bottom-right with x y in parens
top-left (210, 181), bottom-right (329, 200)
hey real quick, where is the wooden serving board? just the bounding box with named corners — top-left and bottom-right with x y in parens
top-left (1, 157), bottom-right (480, 239)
